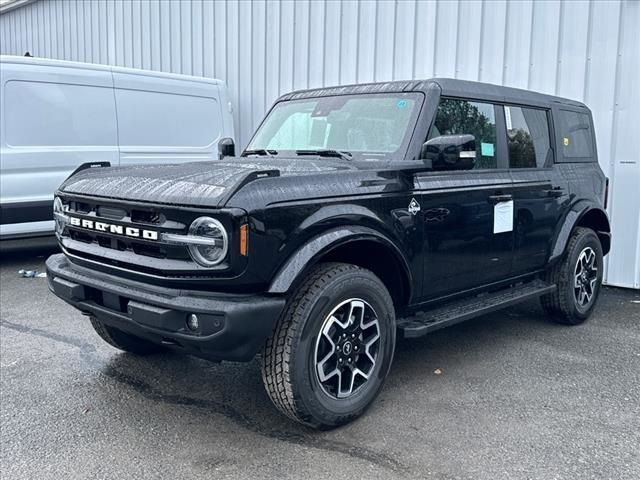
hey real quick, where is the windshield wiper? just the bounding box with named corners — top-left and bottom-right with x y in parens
top-left (295, 149), bottom-right (353, 161)
top-left (242, 149), bottom-right (278, 157)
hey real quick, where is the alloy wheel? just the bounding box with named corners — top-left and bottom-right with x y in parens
top-left (574, 247), bottom-right (598, 308)
top-left (314, 298), bottom-right (381, 399)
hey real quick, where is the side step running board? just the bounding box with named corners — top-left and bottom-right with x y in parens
top-left (397, 279), bottom-right (556, 338)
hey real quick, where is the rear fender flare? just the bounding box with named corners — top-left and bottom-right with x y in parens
top-left (549, 201), bottom-right (611, 263)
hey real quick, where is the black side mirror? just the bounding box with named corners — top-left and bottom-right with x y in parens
top-left (421, 134), bottom-right (476, 171)
top-left (218, 138), bottom-right (235, 159)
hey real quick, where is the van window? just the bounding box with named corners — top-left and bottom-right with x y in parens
top-left (4, 80), bottom-right (117, 147)
top-left (428, 98), bottom-right (497, 169)
top-left (115, 89), bottom-right (221, 149)
top-left (505, 106), bottom-right (552, 168)
top-left (558, 110), bottom-right (593, 158)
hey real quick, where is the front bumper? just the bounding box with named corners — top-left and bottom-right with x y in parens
top-left (46, 254), bottom-right (285, 362)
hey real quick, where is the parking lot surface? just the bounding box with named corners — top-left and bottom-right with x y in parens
top-left (1, 247), bottom-right (639, 480)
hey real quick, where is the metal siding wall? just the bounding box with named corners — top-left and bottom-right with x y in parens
top-left (0, 0), bottom-right (638, 288)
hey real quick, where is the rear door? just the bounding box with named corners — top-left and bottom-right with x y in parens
top-left (113, 71), bottom-right (225, 166)
top-left (504, 105), bottom-right (566, 275)
top-left (0, 61), bottom-right (117, 237)
top-left (415, 98), bottom-right (515, 300)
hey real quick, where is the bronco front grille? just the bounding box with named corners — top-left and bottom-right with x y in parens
top-left (58, 195), bottom-right (209, 276)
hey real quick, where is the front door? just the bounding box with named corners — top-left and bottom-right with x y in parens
top-left (415, 170), bottom-right (514, 299)
top-left (415, 97), bottom-right (515, 300)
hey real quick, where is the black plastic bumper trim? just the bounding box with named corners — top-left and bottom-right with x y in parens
top-left (46, 253), bottom-right (285, 362)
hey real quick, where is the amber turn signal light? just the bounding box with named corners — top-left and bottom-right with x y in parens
top-left (239, 224), bottom-right (249, 256)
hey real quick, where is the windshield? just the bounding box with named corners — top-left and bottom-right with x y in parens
top-left (247, 93), bottom-right (422, 160)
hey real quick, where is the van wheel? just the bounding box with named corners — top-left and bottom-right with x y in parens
top-left (541, 227), bottom-right (603, 325)
top-left (89, 316), bottom-right (165, 355)
top-left (261, 263), bottom-right (396, 429)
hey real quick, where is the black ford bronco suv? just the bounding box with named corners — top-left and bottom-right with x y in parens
top-left (47, 79), bottom-right (610, 428)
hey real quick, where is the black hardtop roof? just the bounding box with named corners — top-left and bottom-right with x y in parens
top-left (277, 78), bottom-right (587, 110)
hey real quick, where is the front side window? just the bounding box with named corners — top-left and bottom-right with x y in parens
top-left (505, 106), bottom-right (552, 168)
top-left (427, 98), bottom-right (497, 169)
top-left (247, 93), bottom-right (422, 160)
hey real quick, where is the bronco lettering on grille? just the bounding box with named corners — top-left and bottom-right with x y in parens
top-left (68, 216), bottom-right (159, 240)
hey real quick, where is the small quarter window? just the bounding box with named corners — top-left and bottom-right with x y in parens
top-left (505, 106), bottom-right (552, 168)
top-left (427, 99), bottom-right (497, 169)
top-left (558, 110), bottom-right (593, 158)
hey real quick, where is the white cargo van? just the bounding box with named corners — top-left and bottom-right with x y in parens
top-left (0, 55), bottom-right (235, 240)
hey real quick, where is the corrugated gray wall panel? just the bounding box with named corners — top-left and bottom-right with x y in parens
top-left (0, 0), bottom-right (638, 288)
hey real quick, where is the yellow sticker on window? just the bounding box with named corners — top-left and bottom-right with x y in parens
top-left (563, 137), bottom-right (570, 146)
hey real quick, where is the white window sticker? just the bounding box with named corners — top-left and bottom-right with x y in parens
top-left (493, 200), bottom-right (514, 234)
top-left (505, 106), bottom-right (513, 131)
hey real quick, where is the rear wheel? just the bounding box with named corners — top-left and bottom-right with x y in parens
top-left (541, 227), bottom-right (603, 325)
top-left (89, 316), bottom-right (165, 355)
top-left (261, 263), bottom-right (396, 428)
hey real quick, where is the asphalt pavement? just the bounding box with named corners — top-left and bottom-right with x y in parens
top-left (1, 246), bottom-right (639, 480)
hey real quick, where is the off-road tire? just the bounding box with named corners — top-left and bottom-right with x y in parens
top-left (261, 262), bottom-right (396, 429)
top-left (541, 227), bottom-right (603, 325)
top-left (89, 316), bottom-right (165, 354)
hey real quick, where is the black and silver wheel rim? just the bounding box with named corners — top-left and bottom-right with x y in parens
top-left (574, 247), bottom-right (598, 308)
top-left (314, 298), bottom-right (381, 399)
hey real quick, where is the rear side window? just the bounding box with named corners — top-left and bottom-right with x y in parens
top-left (557, 110), bottom-right (593, 158)
top-left (428, 98), bottom-right (498, 169)
top-left (505, 106), bottom-right (552, 168)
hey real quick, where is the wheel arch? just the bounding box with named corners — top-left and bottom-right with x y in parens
top-left (550, 202), bottom-right (611, 263)
top-left (268, 226), bottom-right (413, 310)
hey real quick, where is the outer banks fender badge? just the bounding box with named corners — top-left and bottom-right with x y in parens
top-left (408, 198), bottom-right (421, 215)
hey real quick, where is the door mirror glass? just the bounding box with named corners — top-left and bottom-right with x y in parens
top-left (218, 137), bottom-right (235, 159)
top-left (420, 134), bottom-right (476, 171)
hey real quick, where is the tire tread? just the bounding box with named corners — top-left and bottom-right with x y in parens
top-left (261, 262), bottom-right (370, 426)
top-left (541, 227), bottom-right (601, 325)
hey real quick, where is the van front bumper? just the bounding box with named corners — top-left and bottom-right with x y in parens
top-left (46, 254), bottom-right (285, 362)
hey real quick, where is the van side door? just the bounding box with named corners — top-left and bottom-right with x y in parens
top-left (504, 105), bottom-right (567, 275)
top-left (0, 61), bottom-right (117, 237)
top-left (415, 98), bottom-right (515, 300)
top-left (112, 72), bottom-right (225, 166)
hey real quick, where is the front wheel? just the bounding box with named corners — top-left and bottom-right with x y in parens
top-left (261, 263), bottom-right (396, 429)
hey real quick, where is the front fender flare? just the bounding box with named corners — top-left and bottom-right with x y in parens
top-left (268, 225), bottom-right (412, 296)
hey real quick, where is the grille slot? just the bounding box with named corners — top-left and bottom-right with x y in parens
top-left (132, 242), bottom-right (165, 258)
top-left (70, 230), bottom-right (93, 243)
top-left (73, 201), bottom-right (92, 214)
top-left (97, 206), bottom-right (126, 220)
top-left (97, 235), bottom-right (112, 249)
top-left (131, 209), bottom-right (163, 225)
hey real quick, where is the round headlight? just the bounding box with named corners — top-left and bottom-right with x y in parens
top-left (187, 217), bottom-right (228, 267)
top-left (53, 197), bottom-right (66, 235)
